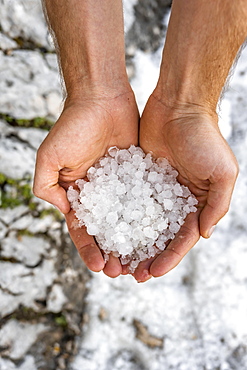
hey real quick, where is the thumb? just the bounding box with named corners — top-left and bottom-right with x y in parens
top-left (33, 154), bottom-right (71, 214)
top-left (199, 175), bottom-right (237, 238)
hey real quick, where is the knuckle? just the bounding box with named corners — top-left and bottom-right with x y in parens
top-left (222, 203), bottom-right (230, 215)
top-left (32, 184), bottom-right (43, 199)
top-left (227, 161), bottom-right (239, 181)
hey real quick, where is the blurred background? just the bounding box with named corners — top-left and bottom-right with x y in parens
top-left (0, 1), bottom-right (247, 369)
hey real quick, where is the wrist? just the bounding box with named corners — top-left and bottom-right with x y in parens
top-left (64, 78), bottom-right (134, 107)
top-left (65, 73), bottom-right (132, 102)
top-left (151, 85), bottom-right (218, 124)
top-left (154, 68), bottom-right (220, 116)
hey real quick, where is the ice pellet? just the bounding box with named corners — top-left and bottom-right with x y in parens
top-left (67, 146), bottom-right (198, 272)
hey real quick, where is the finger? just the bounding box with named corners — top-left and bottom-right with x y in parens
top-left (103, 254), bottom-right (122, 278)
top-left (33, 149), bottom-right (71, 214)
top-left (199, 175), bottom-right (237, 238)
top-left (132, 258), bottom-right (155, 283)
top-left (150, 210), bottom-right (200, 277)
top-left (65, 211), bottom-right (105, 272)
top-left (121, 265), bottom-right (129, 275)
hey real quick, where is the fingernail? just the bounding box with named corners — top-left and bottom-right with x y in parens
top-left (137, 270), bottom-right (152, 283)
top-left (207, 225), bottom-right (216, 238)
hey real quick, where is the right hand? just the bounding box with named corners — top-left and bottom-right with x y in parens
top-left (33, 89), bottom-right (139, 278)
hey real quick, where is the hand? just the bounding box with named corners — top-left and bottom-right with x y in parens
top-left (133, 93), bottom-right (238, 282)
top-left (33, 89), bottom-right (139, 278)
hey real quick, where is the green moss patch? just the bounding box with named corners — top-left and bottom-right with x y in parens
top-left (0, 113), bottom-right (54, 131)
top-left (0, 173), bottom-right (33, 209)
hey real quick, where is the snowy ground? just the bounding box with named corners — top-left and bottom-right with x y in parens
top-left (0, 1), bottom-right (247, 369)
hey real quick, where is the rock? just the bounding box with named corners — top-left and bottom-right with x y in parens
top-left (1, 233), bottom-right (50, 267)
top-left (0, 133), bottom-right (36, 178)
top-left (0, 220), bottom-right (7, 239)
top-left (125, 0), bottom-right (172, 53)
top-left (0, 319), bottom-right (46, 360)
top-left (15, 127), bottom-right (48, 150)
top-left (0, 205), bottom-right (29, 225)
top-left (0, 0), bottom-right (53, 51)
top-left (0, 119), bottom-right (16, 135)
top-left (9, 214), bottom-right (34, 230)
top-left (19, 355), bottom-right (38, 370)
top-left (46, 91), bottom-right (62, 118)
top-left (0, 358), bottom-right (18, 370)
top-left (0, 290), bottom-right (23, 319)
top-left (0, 50), bottom-right (62, 120)
top-left (0, 260), bottom-right (57, 317)
top-left (107, 350), bottom-right (146, 370)
top-left (0, 32), bottom-right (18, 51)
top-left (27, 215), bottom-right (55, 234)
top-left (45, 53), bottom-right (60, 71)
top-left (47, 284), bottom-right (68, 313)
top-left (123, 0), bottom-right (138, 33)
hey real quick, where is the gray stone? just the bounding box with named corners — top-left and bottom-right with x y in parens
top-left (9, 214), bottom-right (34, 230)
top-left (0, 133), bottom-right (36, 178)
top-left (0, 259), bottom-right (57, 317)
top-left (0, 205), bottom-right (29, 225)
top-left (15, 127), bottom-right (48, 150)
top-left (0, 0), bottom-right (53, 50)
top-left (47, 283), bottom-right (68, 313)
top-left (1, 233), bottom-right (50, 266)
top-left (0, 319), bottom-right (46, 360)
top-left (125, 0), bottom-right (171, 53)
top-left (46, 91), bottom-right (63, 118)
top-left (0, 220), bottom-right (7, 238)
top-left (0, 50), bottom-right (62, 120)
top-left (0, 119), bottom-right (16, 135)
top-left (19, 355), bottom-right (38, 370)
top-left (27, 215), bottom-right (55, 234)
top-left (0, 358), bottom-right (18, 370)
top-left (45, 53), bottom-right (60, 71)
top-left (0, 290), bottom-right (23, 318)
top-left (0, 32), bottom-right (18, 50)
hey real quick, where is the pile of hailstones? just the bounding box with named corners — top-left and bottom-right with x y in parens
top-left (67, 146), bottom-right (198, 272)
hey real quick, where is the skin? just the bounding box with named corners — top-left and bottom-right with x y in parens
top-left (136, 0), bottom-right (247, 282)
top-left (34, 0), bottom-right (139, 277)
top-left (34, 0), bottom-right (247, 282)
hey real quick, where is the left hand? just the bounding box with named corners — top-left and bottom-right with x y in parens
top-left (132, 94), bottom-right (238, 282)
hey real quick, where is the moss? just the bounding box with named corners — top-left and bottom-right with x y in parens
top-left (0, 173), bottom-right (7, 185)
top-left (0, 113), bottom-right (54, 131)
top-left (17, 229), bottom-right (35, 238)
top-left (55, 314), bottom-right (68, 328)
top-left (0, 193), bottom-right (22, 208)
top-left (28, 201), bottom-right (38, 211)
top-left (0, 174), bottom-right (63, 224)
top-left (0, 173), bottom-right (33, 209)
top-left (39, 208), bottom-right (63, 221)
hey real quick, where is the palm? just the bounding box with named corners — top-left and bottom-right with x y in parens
top-left (133, 95), bottom-right (238, 281)
top-left (34, 92), bottom-right (139, 277)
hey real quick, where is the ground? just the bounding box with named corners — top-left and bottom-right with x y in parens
top-left (0, 1), bottom-right (247, 369)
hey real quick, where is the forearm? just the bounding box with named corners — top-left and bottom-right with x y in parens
top-left (43, 0), bottom-right (129, 99)
top-left (156, 0), bottom-right (247, 113)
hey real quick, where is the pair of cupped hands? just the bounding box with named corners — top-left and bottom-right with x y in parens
top-left (33, 86), bottom-right (238, 283)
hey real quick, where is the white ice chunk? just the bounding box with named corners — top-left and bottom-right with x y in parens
top-left (147, 171), bottom-right (158, 182)
top-left (87, 224), bottom-right (100, 235)
top-left (67, 146), bottom-right (198, 272)
top-left (173, 183), bottom-right (183, 196)
top-left (106, 212), bottom-right (118, 225)
top-left (169, 222), bottom-right (180, 234)
top-left (163, 199), bottom-right (173, 210)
